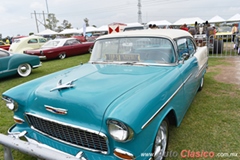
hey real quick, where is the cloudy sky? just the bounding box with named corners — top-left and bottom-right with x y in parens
top-left (0, 0), bottom-right (240, 37)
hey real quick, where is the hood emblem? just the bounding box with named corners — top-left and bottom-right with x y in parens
top-left (50, 79), bottom-right (77, 92)
top-left (45, 105), bottom-right (68, 115)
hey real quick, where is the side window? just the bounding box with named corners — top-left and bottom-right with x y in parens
top-left (176, 38), bottom-right (196, 57)
top-left (28, 39), bottom-right (38, 44)
top-left (187, 39), bottom-right (196, 55)
top-left (39, 38), bottom-right (47, 43)
top-left (64, 40), bottom-right (71, 46)
top-left (177, 38), bottom-right (188, 57)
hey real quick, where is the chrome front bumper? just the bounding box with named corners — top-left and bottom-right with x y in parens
top-left (32, 62), bottom-right (42, 69)
top-left (0, 131), bottom-right (87, 160)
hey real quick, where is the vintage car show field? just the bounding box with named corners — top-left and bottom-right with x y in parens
top-left (0, 55), bottom-right (239, 160)
top-left (0, 29), bottom-right (239, 160)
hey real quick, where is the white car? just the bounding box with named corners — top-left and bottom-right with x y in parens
top-left (9, 35), bottom-right (48, 53)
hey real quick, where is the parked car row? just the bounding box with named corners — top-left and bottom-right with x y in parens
top-left (23, 38), bottom-right (94, 60)
top-left (0, 41), bottom-right (10, 51)
top-left (0, 49), bottom-right (41, 78)
top-left (0, 29), bottom-right (208, 160)
top-left (0, 37), bottom-right (94, 79)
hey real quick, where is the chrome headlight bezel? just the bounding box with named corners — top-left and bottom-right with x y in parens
top-left (107, 119), bottom-right (134, 142)
top-left (2, 96), bottom-right (18, 111)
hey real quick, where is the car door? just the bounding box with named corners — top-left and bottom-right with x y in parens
top-left (69, 39), bottom-right (82, 55)
top-left (176, 38), bottom-right (199, 111)
top-left (63, 39), bottom-right (76, 56)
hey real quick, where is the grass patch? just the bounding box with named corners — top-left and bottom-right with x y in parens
top-left (168, 58), bottom-right (240, 159)
top-left (0, 56), bottom-right (239, 159)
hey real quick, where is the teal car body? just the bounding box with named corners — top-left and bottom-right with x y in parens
top-left (0, 49), bottom-right (41, 78)
top-left (1, 29), bottom-right (208, 160)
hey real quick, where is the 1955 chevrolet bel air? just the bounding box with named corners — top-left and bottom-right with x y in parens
top-left (1, 29), bottom-right (208, 160)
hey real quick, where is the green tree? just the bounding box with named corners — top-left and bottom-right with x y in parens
top-left (56, 20), bottom-right (72, 32)
top-left (44, 14), bottom-right (59, 31)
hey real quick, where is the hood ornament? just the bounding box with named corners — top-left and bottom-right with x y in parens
top-left (50, 79), bottom-right (77, 92)
top-left (45, 105), bottom-right (68, 115)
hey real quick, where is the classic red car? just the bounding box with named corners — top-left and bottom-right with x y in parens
top-left (0, 41), bottom-right (10, 51)
top-left (23, 38), bottom-right (94, 60)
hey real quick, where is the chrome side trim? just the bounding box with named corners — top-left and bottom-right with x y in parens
top-left (141, 73), bottom-right (193, 129)
top-left (0, 68), bottom-right (17, 74)
top-left (25, 112), bottom-right (109, 154)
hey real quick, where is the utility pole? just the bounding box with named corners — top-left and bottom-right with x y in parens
top-left (45, 0), bottom-right (49, 15)
top-left (31, 11), bottom-right (48, 33)
top-left (138, 0), bottom-right (142, 24)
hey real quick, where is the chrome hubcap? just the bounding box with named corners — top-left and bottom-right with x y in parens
top-left (20, 65), bottom-right (29, 74)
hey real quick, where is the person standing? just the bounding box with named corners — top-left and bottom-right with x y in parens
top-left (180, 24), bottom-right (188, 31)
top-left (231, 23), bottom-right (239, 42)
top-left (5, 37), bottom-right (10, 44)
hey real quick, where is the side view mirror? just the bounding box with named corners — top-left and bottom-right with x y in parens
top-left (182, 53), bottom-right (190, 60)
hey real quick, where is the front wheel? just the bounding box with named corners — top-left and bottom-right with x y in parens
top-left (198, 76), bottom-right (204, 91)
top-left (152, 118), bottom-right (169, 160)
top-left (17, 63), bottom-right (32, 77)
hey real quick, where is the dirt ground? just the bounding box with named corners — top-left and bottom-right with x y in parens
top-left (208, 57), bottom-right (240, 86)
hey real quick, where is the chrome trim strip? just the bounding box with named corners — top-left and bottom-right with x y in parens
top-left (32, 62), bottom-right (42, 68)
top-left (89, 61), bottom-right (178, 67)
top-left (25, 112), bottom-right (109, 154)
top-left (13, 116), bottom-right (25, 123)
top-left (141, 73), bottom-right (193, 129)
top-left (1, 96), bottom-right (11, 103)
top-left (0, 68), bottom-right (17, 74)
top-left (44, 105), bottom-right (68, 115)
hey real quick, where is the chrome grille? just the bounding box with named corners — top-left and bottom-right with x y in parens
top-left (26, 114), bottom-right (108, 153)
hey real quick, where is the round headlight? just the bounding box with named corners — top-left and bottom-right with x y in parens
top-left (2, 96), bottom-right (18, 111)
top-left (108, 120), bottom-right (133, 142)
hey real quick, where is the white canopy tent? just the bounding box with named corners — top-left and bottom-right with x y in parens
top-left (35, 29), bottom-right (58, 35)
top-left (208, 15), bottom-right (226, 23)
top-left (59, 28), bottom-right (81, 34)
top-left (227, 13), bottom-right (240, 22)
top-left (79, 26), bottom-right (98, 33)
top-left (147, 20), bottom-right (171, 26)
top-left (125, 22), bottom-right (143, 27)
top-left (96, 25), bottom-right (108, 32)
top-left (173, 17), bottom-right (205, 25)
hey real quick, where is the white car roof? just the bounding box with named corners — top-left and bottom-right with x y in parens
top-left (97, 29), bottom-right (192, 40)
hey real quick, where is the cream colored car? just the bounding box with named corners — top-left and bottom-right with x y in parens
top-left (9, 35), bottom-right (48, 53)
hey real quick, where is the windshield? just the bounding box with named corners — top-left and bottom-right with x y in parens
top-left (41, 40), bottom-right (60, 48)
top-left (90, 37), bottom-right (175, 65)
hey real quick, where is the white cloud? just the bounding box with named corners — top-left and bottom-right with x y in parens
top-left (0, 6), bottom-right (6, 14)
top-left (30, 2), bottom-right (45, 11)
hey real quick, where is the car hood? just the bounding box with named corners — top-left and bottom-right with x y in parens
top-left (26, 63), bottom-right (171, 131)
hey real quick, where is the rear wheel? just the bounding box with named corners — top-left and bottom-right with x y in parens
top-left (152, 118), bottom-right (169, 160)
top-left (17, 63), bottom-right (32, 77)
top-left (59, 53), bottom-right (66, 59)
